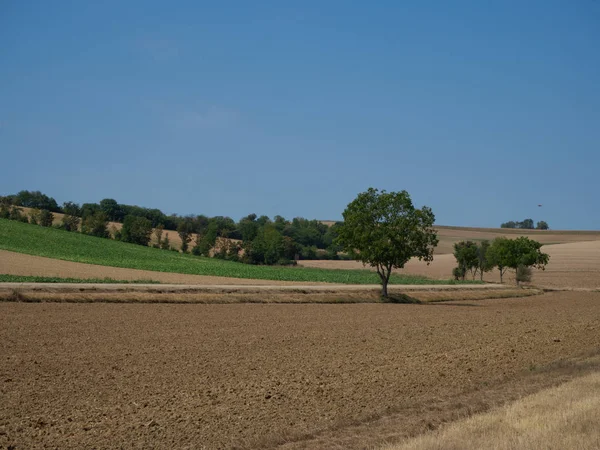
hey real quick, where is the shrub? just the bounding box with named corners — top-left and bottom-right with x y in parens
top-left (121, 215), bottom-right (153, 246)
top-left (60, 214), bottom-right (80, 232)
top-left (516, 264), bottom-right (532, 283)
top-left (81, 212), bottom-right (109, 238)
top-left (38, 209), bottom-right (54, 227)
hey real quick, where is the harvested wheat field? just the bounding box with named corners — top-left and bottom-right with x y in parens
top-left (299, 240), bottom-right (600, 289)
top-left (384, 368), bottom-right (600, 450)
top-left (1, 292), bottom-right (600, 449)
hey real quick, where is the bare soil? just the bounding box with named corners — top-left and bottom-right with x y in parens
top-left (1, 292), bottom-right (600, 449)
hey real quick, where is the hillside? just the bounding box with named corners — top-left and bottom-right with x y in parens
top-left (17, 207), bottom-right (600, 255)
top-left (0, 219), bottom-right (465, 285)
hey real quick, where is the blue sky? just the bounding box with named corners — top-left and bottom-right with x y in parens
top-left (1, 1), bottom-right (599, 229)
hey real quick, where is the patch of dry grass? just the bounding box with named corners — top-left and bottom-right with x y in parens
top-left (0, 287), bottom-right (539, 304)
top-left (383, 371), bottom-right (600, 450)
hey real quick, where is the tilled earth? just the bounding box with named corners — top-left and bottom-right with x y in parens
top-left (1, 292), bottom-right (600, 449)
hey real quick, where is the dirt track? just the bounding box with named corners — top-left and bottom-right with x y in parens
top-left (2, 292), bottom-right (600, 449)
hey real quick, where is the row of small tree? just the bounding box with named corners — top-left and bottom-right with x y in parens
top-left (453, 237), bottom-right (550, 285)
top-left (501, 218), bottom-right (549, 230)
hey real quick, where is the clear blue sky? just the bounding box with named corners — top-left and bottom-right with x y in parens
top-left (1, 1), bottom-right (599, 229)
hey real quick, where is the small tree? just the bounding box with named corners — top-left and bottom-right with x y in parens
top-left (453, 241), bottom-right (479, 280)
top-left (177, 219), bottom-right (195, 252)
top-left (536, 221), bottom-right (549, 230)
top-left (476, 240), bottom-right (494, 281)
top-left (488, 237), bottom-right (549, 285)
top-left (506, 237), bottom-right (550, 285)
top-left (160, 233), bottom-right (171, 250)
top-left (154, 224), bottom-right (164, 248)
top-left (38, 209), bottom-right (54, 227)
top-left (81, 211), bottom-right (109, 238)
top-left (336, 188), bottom-right (438, 298)
top-left (487, 237), bottom-right (511, 283)
top-left (121, 215), bottom-right (153, 246)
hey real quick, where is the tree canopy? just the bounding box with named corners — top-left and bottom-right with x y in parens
top-left (336, 188), bottom-right (438, 297)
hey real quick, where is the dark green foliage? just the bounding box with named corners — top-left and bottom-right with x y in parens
top-left (154, 225), bottom-right (164, 248)
top-left (177, 218), bottom-right (195, 253)
top-left (452, 267), bottom-right (465, 281)
top-left (501, 218), bottom-right (540, 230)
top-left (476, 240), bottom-right (494, 281)
top-left (488, 236), bottom-right (549, 284)
top-left (81, 211), bottom-right (109, 238)
top-left (516, 264), bottom-right (532, 283)
top-left (453, 241), bottom-right (479, 280)
top-left (38, 209), bottom-right (54, 227)
top-left (9, 207), bottom-right (28, 223)
top-left (536, 221), bottom-right (549, 230)
top-left (14, 190), bottom-right (60, 212)
top-left (60, 214), bottom-right (80, 232)
top-left (121, 215), bottom-right (153, 246)
top-left (99, 198), bottom-right (124, 222)
top-left (336, 188), bottom-right (438, 297)
top-left (160, 233), bottom-right (171, 250)
top-left (0, 197), bottom-right (11, 219)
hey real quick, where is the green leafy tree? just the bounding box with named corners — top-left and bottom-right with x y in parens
top-left (121, 215), bottom-right (153, 246)
top-left (453, 241), bottom-right (479, 280)
top-left (336, 188), bottom-right (438, 298)
top-left (38, 209), bottom-right (54, 227)
top-left (488, 237), bottom-right (549, 285)
top-left (60, 201), bottom-right (81, 232)
top-left (99, 198), bottom-right (124, 222)
top-left (177, 218), bottom-right (195, 253)
top-left (160, 233), bottom-right (171, 250)
top-left (487, 237), bottom-right (511, 283)
top-left (536, 221), bottom-right (549, 230)
top-left (81, 211), bottom-right (109, 238)
top-left (476, 240), bottom-right (494, 281)
top-left (154, 224), bottom-right (164, 248)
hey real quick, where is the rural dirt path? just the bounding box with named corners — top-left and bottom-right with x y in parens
top-left (0, 282), bottom-right (511, 292)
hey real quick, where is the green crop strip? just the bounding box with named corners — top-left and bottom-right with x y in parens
top-left (0, 219), bottom-right (480, 285)
top-left (0, 274), bottom-right (159, 284)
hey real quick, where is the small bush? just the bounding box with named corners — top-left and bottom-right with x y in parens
top-left (516, 264), bottom-right (532, 284)
top-left (39, 209), bottom-right (54, 227)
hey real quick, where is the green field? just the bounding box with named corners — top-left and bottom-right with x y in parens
top-left (0, 219), bottom-right (476, 285)
top-left (0, 274), bottom-right (159, 284)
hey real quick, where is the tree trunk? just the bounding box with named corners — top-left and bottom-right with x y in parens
top-left (381, 279), bottom-right (388, 298)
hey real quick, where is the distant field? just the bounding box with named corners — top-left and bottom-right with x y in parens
top-left (0, 219), bottom-right (470, 285)
top-left (300, 240), bottom-right (600, 289)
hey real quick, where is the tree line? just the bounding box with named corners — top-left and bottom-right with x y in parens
top-left (453, 237), bottom-right (550, 285)
top-left (0, 190), bottom-right (347, 265)
top-left (501, 218), bottom-right (549, 230)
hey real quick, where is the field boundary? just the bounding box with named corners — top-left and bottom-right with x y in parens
top-left (266, 351), bottom-right (600, 449)
top-left (0, 283), bottom-right (541, 304)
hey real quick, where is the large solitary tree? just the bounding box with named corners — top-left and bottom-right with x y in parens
top-left (336, 188), bottom-right (438, 298)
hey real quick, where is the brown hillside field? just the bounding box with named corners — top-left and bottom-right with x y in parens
top-left (1, 292), bottom-right (600, 449)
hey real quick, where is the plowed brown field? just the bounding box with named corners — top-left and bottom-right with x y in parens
top-left (1, 292), bottom-right (600, 449)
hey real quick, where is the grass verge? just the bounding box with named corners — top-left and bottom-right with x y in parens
top-left (0, 219), bottom-right (480, 285)
top-left (0, 274), bottom-right (159, 284)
